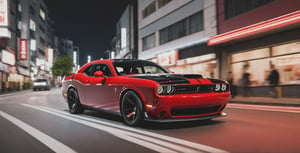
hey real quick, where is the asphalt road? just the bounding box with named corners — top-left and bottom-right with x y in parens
top-left (0, 88), bottom-right (300, 153)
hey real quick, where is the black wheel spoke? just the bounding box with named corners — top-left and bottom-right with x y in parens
top-left (127, 97), bottom-right (135, 105)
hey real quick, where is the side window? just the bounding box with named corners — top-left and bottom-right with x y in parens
top-left (82, 65), bottom-right (95, 76)
top-left (91, 64), bottom-right (113, 77)
top-left (100, 65), bottom-right (113, 77)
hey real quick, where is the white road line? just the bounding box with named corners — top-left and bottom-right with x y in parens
top-left (112, 133), bottom-right (178, 153)
top-left (0, 111), bottom-right (77, 153)
top-left (23, 104), bottom-right (183, 153)
top-left (23, 104), bottom-right (229, 153)
top-left (228, 104), bottom-right (300, 113)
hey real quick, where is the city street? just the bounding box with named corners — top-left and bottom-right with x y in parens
top-left (0, 88), bottom-right (300, 153)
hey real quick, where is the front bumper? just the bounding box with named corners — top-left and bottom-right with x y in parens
top-left (144, 92), bottom-right (230, 119)
top-left (33, 85), bottom-right (50, 90)
top-left (145, 112), bottom-right (227, 122)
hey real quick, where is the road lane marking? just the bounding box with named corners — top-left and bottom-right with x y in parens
top-left (38, 105), bottom-right (228, 153)
top-left (0, 111), bottom-right (77, 153)
top-left (228, 104), bottom-right (300, 113)
top-left (23, 104), bottom-right (183, 153)
top-left (23, 104), bottom-right (229, 153)
top-left (112, 133), bottom-right (178, 153)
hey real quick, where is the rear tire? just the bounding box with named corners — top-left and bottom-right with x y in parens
top-left (120, 91), bottom-right (144, 126)
top-left (67, 88), bottom-right (84, 114)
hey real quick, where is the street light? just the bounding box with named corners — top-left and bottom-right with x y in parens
top-left (87, 55), bottom-right (91, 63)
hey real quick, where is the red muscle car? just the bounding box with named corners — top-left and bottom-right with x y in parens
top-left (62, 59), bottom-right (230, 126)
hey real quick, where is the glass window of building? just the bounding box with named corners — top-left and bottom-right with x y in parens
top-left (18, 3), bottom-right (22, 12)
top-left (231, 41), bottom-right (300, 86)
top-left (142, 1), bottom-right (156, 18)
top-left (158, 0), bottom-right (172, 8)
top-left (29, 19), bottom-right (36, 31)
top-left (225, 0), bottom-right (275, 19)
top-left (159, 11), bottom-right (203, 45)
top-left (17, 21), bottom-right (21, 30)
top-left (142, 33), bottom-right (155, 51)
top-left (40, 8), bottom-right (45, 21)
top-left (190, 11), bottom-right (204, 34)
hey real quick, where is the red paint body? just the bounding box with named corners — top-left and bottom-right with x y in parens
top-left (62, 60), bottom-right (230, 120)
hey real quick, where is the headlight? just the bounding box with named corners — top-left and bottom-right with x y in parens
top-left (166, 86), bottom-right (175, 94)
top-left (215, 84), bottom-right (220, 92)
top-left (157, 86), bottom-right (175, 95)
top-left (221, 84), bottom-right (227, 91)
top-left (157, 86), bottom-right (164, 94)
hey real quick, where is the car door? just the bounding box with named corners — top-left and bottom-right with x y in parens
top-left (85, 63), bottom-right (117, 110)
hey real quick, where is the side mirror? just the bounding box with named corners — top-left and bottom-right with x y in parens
top-left (94, 71), bottom-right (104, 77)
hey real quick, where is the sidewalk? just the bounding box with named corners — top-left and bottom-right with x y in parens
top-left (229, 96), bottom-right (300, 107)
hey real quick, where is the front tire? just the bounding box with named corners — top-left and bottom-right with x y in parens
top-left (120, 91), bottom-right (144, 126)
top-left (67, 88), bottom-right (84, 114)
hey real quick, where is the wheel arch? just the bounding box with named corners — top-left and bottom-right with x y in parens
top-left (67, 85), bottom-right (82, 104)
top-left (119, 88), bottom-right (145, 112)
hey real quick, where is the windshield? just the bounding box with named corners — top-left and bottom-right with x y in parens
top-left (113, 60), bottom-right (169, 76)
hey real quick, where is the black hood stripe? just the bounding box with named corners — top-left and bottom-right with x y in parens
top-left (129, 74), bottom-right (191, 85)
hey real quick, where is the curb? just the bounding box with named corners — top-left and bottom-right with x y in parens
top-left (229, 100), bottom-right (300, 107)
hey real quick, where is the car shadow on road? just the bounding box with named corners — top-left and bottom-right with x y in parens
top-left (82, 109), bottom-right (225, 130)
top-left (83, 110), bottom-right (124, 123)
top-left (140, 119), bottom-right (225, 130)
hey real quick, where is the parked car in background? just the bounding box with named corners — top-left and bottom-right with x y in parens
top-left (62, 59), bottom-right (230, 126)
top-left (33, 79), bottom-right (51, 91)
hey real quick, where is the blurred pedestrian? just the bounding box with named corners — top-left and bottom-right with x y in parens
top-left (227, 72), bottom-right (237, 98)
top-left (241, 65), bottom-right (251, 97)
top-left (268, 64), bottom-right (280, 98)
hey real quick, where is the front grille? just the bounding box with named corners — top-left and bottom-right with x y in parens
top-left (171, 105), bottom-right (221, 116)
top-left (174, 85), bottom-right (214, 94)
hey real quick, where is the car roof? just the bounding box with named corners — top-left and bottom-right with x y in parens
top-left (77, 59), bottom-right (154, 73)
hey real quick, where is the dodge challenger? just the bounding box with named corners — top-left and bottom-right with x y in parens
top-left (62, 59), bottom-right (230, 126)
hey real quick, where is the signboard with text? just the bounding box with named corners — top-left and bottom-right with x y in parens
top-left (20, 39), bottom-right (28, 60)
top-left (0, 0), bottom-right (9, 26)
top-left (157, 51), bottom-right (178, 67)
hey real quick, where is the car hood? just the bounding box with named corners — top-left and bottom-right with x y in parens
top-left (128, 74), bottom-right (225, 85)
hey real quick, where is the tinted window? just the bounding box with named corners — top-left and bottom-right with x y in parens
top-left (82, 65), bottom-right (95, 76)
top-left (113, 60), bottom-right (169, 75)
top-left (83, 64), bottom-right (113, 77)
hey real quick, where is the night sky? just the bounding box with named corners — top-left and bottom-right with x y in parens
top-left (44, 0), bottom-right (130, 66)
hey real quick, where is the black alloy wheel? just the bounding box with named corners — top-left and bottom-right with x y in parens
top-left (121, 91), bottom-right (144, 126)
top-left (67, 88), bottom-right (84, 114)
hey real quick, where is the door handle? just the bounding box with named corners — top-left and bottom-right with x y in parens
top-left (87, 80), bottom-right (89, 83)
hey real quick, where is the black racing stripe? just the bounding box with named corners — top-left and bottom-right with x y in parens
top-left (171, 74), bottom-right (203, 79)
top-left (129, 75), bottom-right (190, 85)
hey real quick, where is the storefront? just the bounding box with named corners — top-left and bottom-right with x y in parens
top-left (150, 43), bottom-right (218, 78)
top-left (231, 41), bottom-right (300, 86)
top-left (208, 11), bottom-right (300, 98)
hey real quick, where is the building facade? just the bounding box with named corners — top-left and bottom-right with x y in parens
top-left (0, 0), bottom-right (57, 92)
top-left (208, 0), bottom-right (300, 97)
top-left (115, 0), bottom-right (138, 59)
top-left (138, 0), bottom-right (218, 78)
